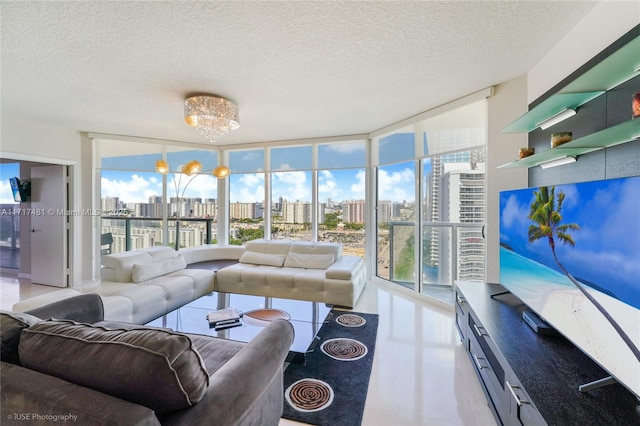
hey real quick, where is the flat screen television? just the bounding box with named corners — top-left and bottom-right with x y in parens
top-left (499, 175), bottom-right (640, 398)
top-left (9, 176), bottom-right (29, 202)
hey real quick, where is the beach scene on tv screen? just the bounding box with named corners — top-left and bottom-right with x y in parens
top-left (499, 175), bottom-right (640, 397)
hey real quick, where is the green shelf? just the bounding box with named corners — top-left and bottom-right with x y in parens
top-left (500, 91), bottom-right (604, 133)
top-left (498, 119), bottom-right (640, 169)
top-left (559, 34), bottom-right (640, 93)
top-left (501, 34), bottom-right (640, 135)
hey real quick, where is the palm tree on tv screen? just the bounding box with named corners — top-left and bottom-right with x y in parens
top-left (528, 186), bottom-right (640, 362)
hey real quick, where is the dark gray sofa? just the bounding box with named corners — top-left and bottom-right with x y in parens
top-left (1, 294), bottom-right (294, 425)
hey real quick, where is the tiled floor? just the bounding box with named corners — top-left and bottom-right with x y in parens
top-left (1, 270), bottom-right (497, 426)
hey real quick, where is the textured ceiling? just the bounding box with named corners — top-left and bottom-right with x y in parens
top-left (1, 1), bottom-right (598, 146)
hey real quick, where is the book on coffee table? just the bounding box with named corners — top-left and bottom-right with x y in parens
top-left (206, 308), bottom-right (241, 327)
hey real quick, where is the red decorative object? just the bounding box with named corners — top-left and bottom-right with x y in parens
top-left (633, 92), bottom-right (640, 119)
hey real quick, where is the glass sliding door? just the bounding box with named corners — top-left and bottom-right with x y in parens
top-left (376, 161), bottom-right (416, 289)
top-left (417, 99), bottom-right (488, 293)
top-left (372, 98), bottom-right (488, 297)
top-left (374, 129), bottom-right (417, 290)
top-left (421, 148), bottom-right (486, 290)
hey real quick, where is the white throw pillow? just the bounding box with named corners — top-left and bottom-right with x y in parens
top-left (239, 251), bottom-right (286, 267)
top-left (132, 255), bottom-right (186, 282)
top-left (284, 252), bottom-right (335, 269)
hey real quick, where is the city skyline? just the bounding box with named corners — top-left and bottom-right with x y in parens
top-left (99, 163), bottom-right (415, 205)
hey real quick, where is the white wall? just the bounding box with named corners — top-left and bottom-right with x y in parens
top-left (528, 1), bottom-right (639, 102)
top-left (1, 113), bottom-right (82, 163)
top-left (486, 75), bottom-right (528, 283)
top-left (0, 113), bottom-right (90, 284)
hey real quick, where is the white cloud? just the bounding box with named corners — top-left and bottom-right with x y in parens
top-left (351, 170), bottom-right (366, 197)
top-left (177, 174), bottom-right (218, 199)
top-left (272, 171), bottom-right (309, 201)
top-left (377, 167), bottom-right (415, 202)
top-left (324, 143), bottom-right (365, 154)
top-left (231, 173), bottom-right (265, 203)
top-left (501, 194), bottom-right (527, 230)
top-left (0, 180), bottom-right (17, 204)
top-left (101, 174), bottom-right (156, 203)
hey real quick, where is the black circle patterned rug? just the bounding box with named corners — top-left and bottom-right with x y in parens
top-left (320, 338), bottom-right (368, 361)
top-left (285, 378), bottom-right (335, 412)
top-left (335, 313), bottom-right (367, 327)
top-left (282, 309), bottom-right (379, 426)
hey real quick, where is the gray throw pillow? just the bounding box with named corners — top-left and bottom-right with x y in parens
top-left (19, 319), bottom-right (210, 413)
top-left (0, 311), bottom-right (41, 365)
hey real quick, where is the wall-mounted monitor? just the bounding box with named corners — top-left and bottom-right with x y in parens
top-left (500, 175), bottom-right (640, 398)
top-left (9, 176), bottom-right (30, 202)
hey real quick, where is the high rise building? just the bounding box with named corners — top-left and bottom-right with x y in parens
top-left (343, 200), bottom-right (365, 224)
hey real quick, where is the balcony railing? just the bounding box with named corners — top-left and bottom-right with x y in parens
top-left (101, 216), bottom-right (216, 253)
top-left (385, 221), bottom-right (485, 290)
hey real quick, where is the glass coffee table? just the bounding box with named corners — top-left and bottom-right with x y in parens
top-left (146, 293), bottom-right (333, 363)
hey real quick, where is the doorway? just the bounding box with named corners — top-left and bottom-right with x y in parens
top-left (0, 162), bottom-right (22, 270)
top-left (0, 158), bottom-right (70, 286)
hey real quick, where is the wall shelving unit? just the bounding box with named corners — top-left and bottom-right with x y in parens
top-left (498, 33), bottom-right (640, 169)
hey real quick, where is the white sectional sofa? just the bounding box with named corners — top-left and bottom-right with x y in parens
top-left (13, 239), bottom-right (366, 322)
top-left (13, 246), bottom-right (239, 324)
top-left (215, 239), bottom-right (366, 308)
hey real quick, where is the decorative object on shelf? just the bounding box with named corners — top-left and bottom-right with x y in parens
top-left (633, 92), bottom-right (640, 119)
top-left (519, 147), bottom-right (535, 159)
top-left (184, 95), bottom-right (240, 143)
top-left (538, 155), bottom-right (576, 169)
top-left (551, 132), bottom-right (572, 148)
top-left (538, 108), bottom-right (576, 130)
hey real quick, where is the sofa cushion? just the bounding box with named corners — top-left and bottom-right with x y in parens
top-left (289, 241), bottom-right (342, 260)
top-left (131, 255), bottom-right (187, 283)
top-left (244, 239), bottom-right (292, 255)
top-left (101, 251), bottom-right (154, 282)
top-left (325, 255), bottom-right (363, 280)
top-left (0, 311), bottom-right (41, 365)
top-left (180, 244), bottom-right (245, 264)
top-left (19, 319), bottom-right (209, 413)
top-left (240, 251), bottom-right (286, 267)
top-left (284, 252), bottom-right (335, 269)
top-left (144, 246), bottom-right (181, 262)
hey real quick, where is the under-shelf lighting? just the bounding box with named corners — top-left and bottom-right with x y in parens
top-left (537, 108), bottom-right (576, 130)
top-left (537, 156), bottom-right (576, 169)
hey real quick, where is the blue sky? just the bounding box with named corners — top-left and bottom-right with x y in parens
top-left (1, 155), bottom-right (415, 205)
top-left (100, 162), bottom-right (416, 204)
top-left (500, 176), bottom-right (640, 306)
top-left (0, 163), bottom-right (20, 204)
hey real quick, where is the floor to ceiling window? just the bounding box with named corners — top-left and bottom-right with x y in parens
top-left (373, 97), bottom-right (488, 296)
top-left (94, 93), bottom-right (485, 297)
top-left (418, 100), bottom-right (487, 294)
top-left (228, 148), bottom-right (265, 244)
top-left (271, 145), bottom-right (312, 241)
top-left (98, 139), bottom-right (222, 252)
top-left (317, 141), bottom-right (366, 258)
top-left (374, 129), bottom-right (417, 289)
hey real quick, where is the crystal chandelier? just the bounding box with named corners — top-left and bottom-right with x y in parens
top-left (184, 95), bottom-right (239, 143)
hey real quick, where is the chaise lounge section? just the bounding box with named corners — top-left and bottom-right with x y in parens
top-left (214, 239), bottom-right (366, 308)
